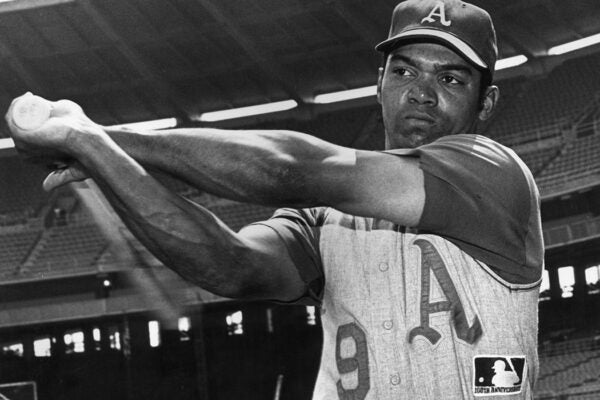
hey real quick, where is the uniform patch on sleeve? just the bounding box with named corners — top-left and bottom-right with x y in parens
top-left (473, 355), bottom-right (527, 396)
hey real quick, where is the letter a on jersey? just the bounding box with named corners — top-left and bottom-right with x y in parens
top-left (421, 1), bottom-right (452, 26)
top-left (408, 239), bottom-right (482, 345)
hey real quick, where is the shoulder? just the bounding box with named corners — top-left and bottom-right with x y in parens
top-left (393, 134), bottom-right (538, 203)
top-left (387, 135), bottom-right (544, 284)
top-left (421, 134), bottom-right (531, 181)
top-left (387, 134), bottom-right (525, 167)
top-left (386, 134), bottom-right (539, 209)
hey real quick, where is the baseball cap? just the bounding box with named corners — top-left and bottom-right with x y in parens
top-left (376, 0), bottom-right (497, 79)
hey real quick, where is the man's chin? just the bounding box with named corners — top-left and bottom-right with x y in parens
top-left (388, 130), bottom-right (441, 149)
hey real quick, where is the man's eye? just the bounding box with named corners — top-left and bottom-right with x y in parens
top-left (441, 75), bottom-right (462, 85)
top-left (393, 67), bottom-right (411, 76)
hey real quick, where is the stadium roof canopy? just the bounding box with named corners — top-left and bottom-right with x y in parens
top-left (0, 0), bottom-right (598, 133)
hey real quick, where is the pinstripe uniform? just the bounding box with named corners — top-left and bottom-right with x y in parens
top-left (259, 135), bottom-right (544, 399)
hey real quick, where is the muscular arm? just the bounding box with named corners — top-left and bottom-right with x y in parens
top-left (65, 132), bottom-right (305, 300)
top-left (6, 97), bottom-right (424, 301)
top-left (102, 127), bottom-right (425, 225)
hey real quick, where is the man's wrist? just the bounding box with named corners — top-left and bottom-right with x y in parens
top-left (101, 126), bottom-right (162, 167)
top-left (68, 124), bottom-right (116, 162)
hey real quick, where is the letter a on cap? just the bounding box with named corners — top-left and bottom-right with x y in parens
top-left (421, 1), bottom-right (452, 26)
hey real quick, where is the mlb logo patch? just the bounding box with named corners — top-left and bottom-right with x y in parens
top-left (473, 355), bottom-right (527, 396)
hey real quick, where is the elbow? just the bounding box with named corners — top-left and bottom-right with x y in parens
top-left (221, 280), bottom-right (264, 300)
top-left (216, 248), bottom-right (280, 301)
top-left (212, 282), bottom-right (248, 300)
top-left (267, 156), bottom-right (321, 207)
top-left (222, 256), bottom-right (272, 300)
top-left (207, 272), bottom-right (270, 301)
top-left (178, 247), bottom-right (271, 301)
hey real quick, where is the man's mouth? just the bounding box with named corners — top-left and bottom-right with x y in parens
top-left (404, 113), bottom-right (435, 124)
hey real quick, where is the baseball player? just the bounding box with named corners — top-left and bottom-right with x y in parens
top-left (6, 0), bottom-right (543, 398)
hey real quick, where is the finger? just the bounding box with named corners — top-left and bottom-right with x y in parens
top-left (42, 164), bottom-right (89, 192)
top-left (51, 99), bottom-right (82, 117)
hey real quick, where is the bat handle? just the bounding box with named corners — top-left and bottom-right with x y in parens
top-left (11, 93), bottom-right (52, 131)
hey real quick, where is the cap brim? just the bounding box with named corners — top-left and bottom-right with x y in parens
top-left (375, 28), bottom-right (487, 69)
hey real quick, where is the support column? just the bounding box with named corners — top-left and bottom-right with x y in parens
top-left (573, 264), bottom-right (588, 299)
top-left (548, 266), bottom-right (562, 300)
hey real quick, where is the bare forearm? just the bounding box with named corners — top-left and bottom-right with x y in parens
top-left (104, 127), bottom-right (354, 207)
top-left (71, 133), bottom-right (266, 298)
top-left (4, 95), bottom-right (311, 300)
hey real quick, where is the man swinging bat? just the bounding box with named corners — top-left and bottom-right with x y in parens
top-left (6, 0), bottom-right (543, 398)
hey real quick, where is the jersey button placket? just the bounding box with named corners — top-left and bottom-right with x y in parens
top-left (368, 247), bottom-right (399, 397)
top-left (390, 373), bottom-right (401, 386)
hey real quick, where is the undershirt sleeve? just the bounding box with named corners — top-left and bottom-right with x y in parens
top-left (252, 207), bottom-right (325, 306)
top-left (386, 134), bottom-right (544, 285)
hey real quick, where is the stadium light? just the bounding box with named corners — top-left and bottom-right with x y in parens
top-left (495, 55), bottom-right (528, 71)
top-left (0, 118), bottom-right (177, 151)
top-left (548, 32), bottom-right (600, 55)
top-left (0, 138), bottom-right (14, 149)
top-left (314, 85), bottom-right (378, 104)
top-left (199, 100), bottom-right (298, 122)
top-left (0, 0), bottom-right (75, 12)
top-left (312, 54), bottom-right (530, 105)
top-left (312, 55), bottom-right (530, 105)
top-left (107, 117), bottom-right (177, 131)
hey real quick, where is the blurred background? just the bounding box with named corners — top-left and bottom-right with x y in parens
top-left (0, 0), bottom-right (599, 399)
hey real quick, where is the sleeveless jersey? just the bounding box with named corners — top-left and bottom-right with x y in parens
top-left (256, 135), bottom-right (544, 399)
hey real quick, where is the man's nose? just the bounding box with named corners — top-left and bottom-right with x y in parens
top-left (407, 80), bottom-right (437, 106)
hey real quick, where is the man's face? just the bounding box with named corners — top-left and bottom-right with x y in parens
top-left (378, 42), bottom-right (484, 149)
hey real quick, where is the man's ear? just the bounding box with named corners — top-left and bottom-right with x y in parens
top-left (478, 85), bottom-right (500, 121)
top-left (377, 67), bottom-right (384, 104)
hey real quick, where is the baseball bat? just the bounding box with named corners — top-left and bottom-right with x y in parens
top-left (11, 93), bottom-right (52, 131)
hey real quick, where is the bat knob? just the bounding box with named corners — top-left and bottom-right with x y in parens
top-left (12, 93), bottom-right (52, 131)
